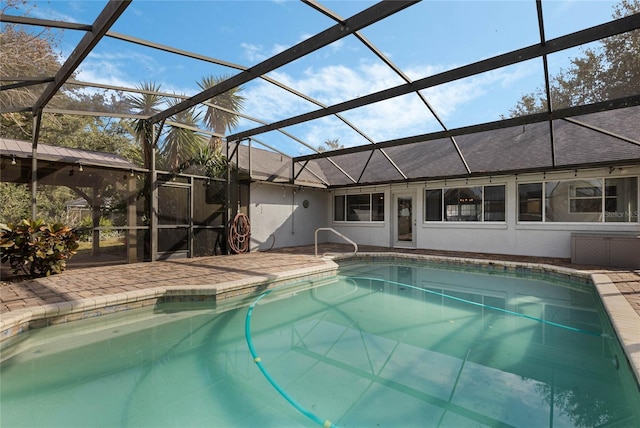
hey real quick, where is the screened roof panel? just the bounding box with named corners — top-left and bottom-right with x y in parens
top-left (17, 1), bottom-right (108, 22)
top-left (79, 36), bottom-right (236, 98)
top-left (108, 1), bottom-right (336, 64)
top-left (310, 157), bottom-right (356, 188)
top-left (2, 0), bottom-right (639, 188)
top-left (357, 1), bottom-right (540, 70)
top-left (553, 107), bottom-right (640, 166)
top-left (542, 0), bottom-right (621, 39)
top-left (2, 23), bottom-right (80, 78)
top-left (1, 84), bottom-right (46, 112)
top-left (336, 93), bottom-right (440, 143)
top-left (357, 149), bottom-right (407, 184)
top-left (278, 116), bottom-right (371, 156)
top-left (417, 59), bottom-right (548, 128)
top-left (319, 150), bottom-right (375, 185)
top-left (383, 139), bottom-right (470, 181)
top-left (455, 123), bottom-right (554, 174)
top-left (236, 76), bottom-right (324, 127)
top-left (268, 35), bottom-right (409, 107)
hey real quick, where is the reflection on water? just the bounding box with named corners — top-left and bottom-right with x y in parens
top-left (1, 262), bottom-right (638, 427)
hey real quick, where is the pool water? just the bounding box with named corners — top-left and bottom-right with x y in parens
top-left (1, 261), bottom-right (639, 427)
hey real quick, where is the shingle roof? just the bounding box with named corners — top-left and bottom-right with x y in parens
top-left (0, 138), bottom-right (140, 171)
top-left (311, 105), bottom-right (640, 187)
top-left (232, 143), bottom-right (328, 187)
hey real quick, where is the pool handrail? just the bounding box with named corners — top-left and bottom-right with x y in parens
top-left (314, 227), bottom-right (358, 257)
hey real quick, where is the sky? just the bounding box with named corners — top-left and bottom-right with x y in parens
top-left (10, 0), bottom-right (621, 156)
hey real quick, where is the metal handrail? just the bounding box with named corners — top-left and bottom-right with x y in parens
top-left (314, 228), bottom-right (358, 257)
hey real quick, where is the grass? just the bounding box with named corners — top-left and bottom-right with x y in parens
top-left (75, 238), bottom-right (126, 257)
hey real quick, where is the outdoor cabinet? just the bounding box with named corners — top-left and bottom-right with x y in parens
top-left (571, 233), bottom-right (640, 268)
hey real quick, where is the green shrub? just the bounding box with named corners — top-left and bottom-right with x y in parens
top-left (0, 219), bottom-right (79, 278)
top-left (76, 216), bottom-right (118, 241)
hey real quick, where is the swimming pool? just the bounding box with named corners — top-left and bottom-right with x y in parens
top-left (1, 260), bottom-right (639, 427)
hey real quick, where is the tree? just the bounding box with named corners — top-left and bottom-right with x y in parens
top-left (1, 4), bottom-right (138, 165)
top-left (160, 98), bottom-right (204, 171)
top-left (189, 140), bottom-right (227, 178)
top-left (0, 1), bottom-right (63, 138)
top-left (508, 0), bottom-right (639, 116)
top-left (197, 75), bottom-right (245, 149)
top-left (0, 183), bottom-right (30, 224)
top-left (124, 81), bottom-right (165, 169)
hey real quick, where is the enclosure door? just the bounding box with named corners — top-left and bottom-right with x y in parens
top-left (157, 183), bottom-right (191, 259)
top-left (394, 194), bottom-right (416, 248)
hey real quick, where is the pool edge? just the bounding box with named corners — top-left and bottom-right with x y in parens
top-left (337, 252), bottom-right (640, 383)
top-left (591, 273), bottom-right (640, 385)
top-left (0, 260), bottom-right (339, 347)
top-left (2, 253), bottom-right (638, 386)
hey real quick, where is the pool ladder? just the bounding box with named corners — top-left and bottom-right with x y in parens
top-left (314, 227), bottom-right (358, 258)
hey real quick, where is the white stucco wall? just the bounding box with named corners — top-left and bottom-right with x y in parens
top-left (246, 165), bottom-right (638, 258)
top-left (248, 182), bottom-right (330, 250)
top-left (327, 165), bottom-right (640, 259)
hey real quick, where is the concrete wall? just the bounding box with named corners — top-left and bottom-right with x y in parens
top-left (248, 182), bottom-right (329, 250)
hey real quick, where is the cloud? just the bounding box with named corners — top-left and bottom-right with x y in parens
top-left (238, 59), bottom-right (531, 153)
top-left (76, 49), bottom-right (175, 88)
top-left (28, 6), bottom-right (78, 23)
top-left (241, 42), bottom-right (267, 63)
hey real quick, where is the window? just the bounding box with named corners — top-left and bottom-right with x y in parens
top-left (518, 183), bottom-right (542, 221)
top-left (425, 189), bottom-right (442, 221)
top-left (445, 187), bottom-right (482, 221)
top-left (484, 185), bottom-right (506, 221)
top-left (334, 192), bottom-right (385, 222)
top-left (568, 180), bottom-right (602, 214)
top-left (605, 177), bottom-right (638, 222)
top-left (347, 194), bottom-right (370, 221)
top-left (372, 193), bottom-right (385, 221)
top-left (519, 177), bottom-right (638, 223)
top-left (425, 185), bottom-right (505, 222)
top-left (334, 195), bottom-right (345, 221)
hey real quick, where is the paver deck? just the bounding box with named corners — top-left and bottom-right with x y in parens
top-left (1, 244), bottom-right (638, 315)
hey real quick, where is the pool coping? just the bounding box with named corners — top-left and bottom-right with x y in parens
top-left (0, 261), bottom-right (340, 348)
top-left (1, 252), bottom-right (638, 385)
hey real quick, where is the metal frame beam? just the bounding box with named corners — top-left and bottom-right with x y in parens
top-left (536, 0), bottom-right (556, 167)
top-left (32, 1), bottom-right (131, 114)
top-left (228, 13), bottom-right (640, 142)
top-left (0, 77), bottom-right (55, 91)
top-left (0, 14), bottom-right (93, 31)
top-left (294, 95), bottom-right (640, 163)
top-left (302, 0), bottom-right (413, 179)
top-left (150, 0), bottom-right (419, 124)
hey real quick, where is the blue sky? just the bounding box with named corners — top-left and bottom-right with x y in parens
top-left (14, 1), bottom-right (620, 155)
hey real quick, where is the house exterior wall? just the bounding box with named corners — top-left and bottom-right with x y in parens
top-left (327, 165), bottom-right (640, 259)
top-left (247, 164), bottom-right (639, 259)
top-left (248, 182), bottom-right (329, 250)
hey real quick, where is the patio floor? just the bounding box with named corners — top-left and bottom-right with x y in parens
top-left (1, 243), bottom-right (639, 315)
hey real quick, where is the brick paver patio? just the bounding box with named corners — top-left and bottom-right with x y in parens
top-left (1, 244), bottom-right (638, 315)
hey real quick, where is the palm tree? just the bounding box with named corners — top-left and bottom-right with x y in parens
top-left (125, 81), bottom-right (165, 169)
top-left (197, 74), bottom-right (245, 149)
top-left (161, 97), bottom-right (204, 171)
top-left (190, 140), bottom-right (227, 178)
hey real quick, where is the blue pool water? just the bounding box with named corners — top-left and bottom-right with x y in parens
top-left (1, 261), bottom-right (639, 427)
